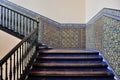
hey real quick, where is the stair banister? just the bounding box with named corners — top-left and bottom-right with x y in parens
top-left (0, 2), bottom-right (40, 80)
top-left (0, 27), bottom-right (39, 80)
top-left (0, 3), bottom-right (39, 38)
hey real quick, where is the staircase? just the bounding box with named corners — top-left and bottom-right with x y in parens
top-left (27, 43), bottom-right (115, 80)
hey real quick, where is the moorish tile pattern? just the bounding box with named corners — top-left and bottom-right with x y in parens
top-left (103, 15), bottom-right (120, 76)
top-left (61, 28), bottom-right (80, 48)
top-left (42, 21), bottom-right (61, 48)
top-left (41, 21), bottom-right (86, 48)
top-left (86, 8), bottom-right (120, 78)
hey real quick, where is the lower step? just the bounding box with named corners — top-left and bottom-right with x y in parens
top-left (28, 71), bottom-right (114, 80)
top-left (28, 71), bottom-right (114, 77)
top-left (27, 77), bottom-right (115, 80)
top-left (31, 67), bottom-right (107, 71)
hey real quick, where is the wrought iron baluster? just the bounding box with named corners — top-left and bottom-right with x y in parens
top-left (8, 9), bottom-right (10, 29)
top-left (26, 18), bottom-right (28, 35)
top-left (2, 7), bottom-right (5, 27)
top-left (14, 12), bottom-right (17, 32)
top-left (7, 8), bottom-right (9, 28)
top-left (20, 46), bottom-right (22, 75)
top-left (10, 11), bottom-right (12, 30)
top-left (33, 21), bottom-right (35, 29)
top-left (9, 56), bottom-right (12, 80)
top-left (22, 44), bottom-right (24, 72)
top-left (31, 20), bottom-right (33, 32)
top-left (4, 7), bottom-right (6, 27)
top-left (19, 15), bottom-right (22, 35)
top-left (1, 6), bottom-right (3, 26)
top-left (6, 61), bottom-right (8, 80)
top-left (36, 22), bottom-right (39, 44)
top-left (34, 21), bottom-right (37, 29)
top-left (25, 42), bottom-right (27, 68)
top-left (13, 52), bottom-right (16, 80)
top-left (6, 8), bottom-right (8, 28)
top-left (29, 19), bottom-right (32, 33)
top-left (23, 16), bottom-right (25, 36)
top-left (20, 15), bottom-right (24, 35)
top-left (6, 9), bottom-right (8, 28)
top-left (26, 42), bottom-right (28, 65)
top-left (16, 50), bottom-right (19, 80)
top-left (28, 18), bottom-right (30, 35)
top-left (17, 13), bottom-right (20, 33)
top-left (5, 7), bottom-right (7, 28)
top-left (0, 66), bottom-right (3, 80)
top-left (13, 12), bottom-right (15, 32)
top-left (16, 13), bottom-right (19, 33)
top-left (0, 6), bottom-right (1, 24)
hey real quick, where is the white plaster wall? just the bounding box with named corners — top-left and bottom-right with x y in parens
top-left (86, 0), bottom-right (120, 22)
top-left (8, 0), bottom-right (86, 23)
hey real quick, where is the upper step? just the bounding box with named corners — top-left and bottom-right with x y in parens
top-left (40, 49), bottom-right (99, 54)
top-left (39, 49), bottom-right (99, 58)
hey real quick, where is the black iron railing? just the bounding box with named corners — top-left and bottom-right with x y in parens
top-left (0, 2), bottom-right (40, 80)
top-left (0, 3), bottom-right (39, 38)
top-left (0, 27), bottom-right (38, 80)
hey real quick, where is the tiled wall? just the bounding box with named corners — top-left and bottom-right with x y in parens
top-left (86, 8), bottom-right (120, 77)
top-left (86, 17), bottom-right (103, 51)
top-left (41, 21), bottom-right (61, 48)
top-left (61, 28), bottom-right (86, 48)
top-left (103, 15), bottom-right (120, 75)
top-left (41, 20), bottom-right (86, 48)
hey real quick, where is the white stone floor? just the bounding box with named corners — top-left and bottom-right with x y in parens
top-left (0, 30), bottom-right (21, 60)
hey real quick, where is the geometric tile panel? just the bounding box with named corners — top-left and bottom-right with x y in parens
top-left (41, 21), bottom-right (86, 48)
top-left (80, 28), bottom-right (86, 48)
top-left (61, 28), bottom-right (80, 48)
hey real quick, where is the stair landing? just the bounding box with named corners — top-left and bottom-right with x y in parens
top-left (41, 48), bottom-right (97, 53)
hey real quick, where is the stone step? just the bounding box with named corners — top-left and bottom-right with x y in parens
top-left (29, 71), bottom-right (114, 78)
top-left (37, 56), bottom-right (102, 60)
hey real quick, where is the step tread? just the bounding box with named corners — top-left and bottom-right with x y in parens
top-left (33, 63), bottom-right (107, 67)
top-left (30, 71), bottom-right (113, 77)
top-left (37, 56), bottom-right (102, 60)
top-left (41, 49), bottom-right (99, 54)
